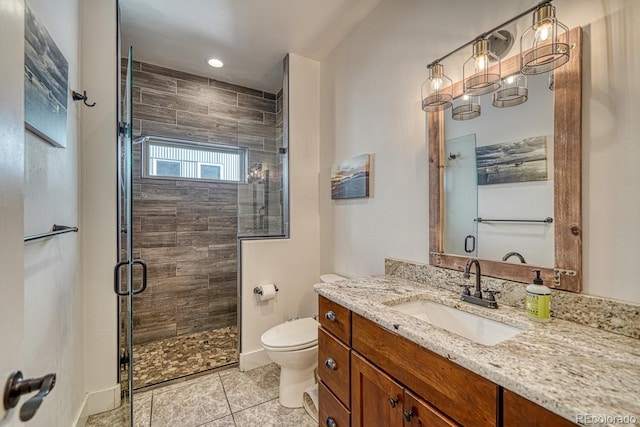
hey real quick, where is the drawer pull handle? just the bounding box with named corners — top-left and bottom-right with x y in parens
top-left (325, 311), bottom-right (337, 322)
top-left (326, 416), bottom-right (337, 427)
top-left (388, 397), bottom-right (399, 408)
top-left (403, 409), bottom-right (414, 421)
top-left (325, 358), bottom-right (337, 370)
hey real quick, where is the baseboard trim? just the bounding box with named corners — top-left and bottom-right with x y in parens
top-left (73, 384), bottom-right (120, 427)
top-left (239, 348), bottom-right (271, 371)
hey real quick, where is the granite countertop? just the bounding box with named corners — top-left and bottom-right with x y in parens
top-left (314, 275), bottom-right (640, 426)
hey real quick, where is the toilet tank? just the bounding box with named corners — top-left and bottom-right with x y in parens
top-left (320, 274), bottom-right (347, 283)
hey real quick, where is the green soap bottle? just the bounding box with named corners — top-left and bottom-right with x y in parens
top-left (525, 269), bottom-right (551, 322)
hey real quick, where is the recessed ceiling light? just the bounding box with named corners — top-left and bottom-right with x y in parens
top-left (206, 57), bottom-right (224, 68)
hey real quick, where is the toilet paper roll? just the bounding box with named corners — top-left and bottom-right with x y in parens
top-left (258, 284), bottom-right (277, 301)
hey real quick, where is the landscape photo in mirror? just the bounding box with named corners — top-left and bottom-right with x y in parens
top-left (331, 154), bottom-right (370, 199)
top-left (24, 3), bottom-right (69, 148)
top-left (476, 136), bottom-right (548, 185)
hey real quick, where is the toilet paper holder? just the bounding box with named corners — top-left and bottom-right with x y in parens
top-left (253, 285), bottom-right (279, 295)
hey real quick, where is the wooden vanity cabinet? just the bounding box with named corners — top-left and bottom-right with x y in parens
top-left (318, 298), bottom-right (577, 427)
top-left (352, 313), bottom-right (497, 427)
top-left (503, 389), bottom-right (577, 427)
top-left (351, 352), bottom-right (459, 427)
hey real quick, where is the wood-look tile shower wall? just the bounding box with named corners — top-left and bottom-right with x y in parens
top-left (122, 59), bottom-right (281, 344)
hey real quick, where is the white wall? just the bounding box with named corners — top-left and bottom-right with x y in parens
top-left (79, 0), bottom-right (120, 415)
top-left (0, 0), bottom-right (25, 424)
top-left (240, 54), bottom-right (320, 368)
top-left (319, 0), bottom-right (640, 304)
top-left (21, 0), bottom-right (85, 425)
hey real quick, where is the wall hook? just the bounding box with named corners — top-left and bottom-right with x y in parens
top-left (71, 90), bottom-right (96, 107)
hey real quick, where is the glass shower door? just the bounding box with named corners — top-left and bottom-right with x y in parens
top-left (115, 46), bottom-right (147, 427)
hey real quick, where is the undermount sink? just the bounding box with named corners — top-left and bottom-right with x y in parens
top-left (389, 299), bottom-right (525, 346)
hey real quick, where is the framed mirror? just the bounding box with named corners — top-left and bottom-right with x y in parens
top-left (428, 27), bottom-right (582, 292)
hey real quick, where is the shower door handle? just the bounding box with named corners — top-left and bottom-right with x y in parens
top-left (113, 259), bottom-right (147, 296)
top-left (131, 259), bottom-right (147, 295)
top-left (113, 260), bottom-right (128, 296)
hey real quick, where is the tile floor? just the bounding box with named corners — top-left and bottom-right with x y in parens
top-left (87, 364), bottom-right (316, 427)
top-left (124, 327), bottom-right (239, 390)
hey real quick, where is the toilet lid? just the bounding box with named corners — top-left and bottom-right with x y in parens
top-left (261, 317), bottom-right (319, 349)
top-left (320, 274), bottom-right (347, 283)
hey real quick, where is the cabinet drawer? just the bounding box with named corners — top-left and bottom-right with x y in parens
top-left (503, 389), bottom-right (577, 427)
top-left (405, 390), bottom-right (459, 427)
top-left (318, 327), bottom-right (351, 408)
top-left (319, 296), bottom-right (351, 345)
top-left (351, 314), bottom-right (498, 427)
top-left (319, 380), bottom-right (351, 427)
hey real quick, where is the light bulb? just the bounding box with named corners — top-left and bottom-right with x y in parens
top-left (506, 76), bottom-right (515, 84)
top-left (462, 94), bottom-right (470, 101)
top-left (535, 20), bottom-right (552, 43)
top-left (475, 54), bottom-right (487, 72)
top-left (431, 77), bottom-right (443, 91)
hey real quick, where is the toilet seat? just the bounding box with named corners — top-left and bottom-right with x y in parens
top-left (261, 317), bottom-right (319, 352)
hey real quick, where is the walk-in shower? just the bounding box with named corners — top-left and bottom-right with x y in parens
top-left (118, 56), bottom-right (289, 391)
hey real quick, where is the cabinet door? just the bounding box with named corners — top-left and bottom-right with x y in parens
top-left (503, 389), bottom-right (577, 427)
top-left (352, 352), bottom-right (404, 427)
top-left (404, 391), bottom-right (459, 427)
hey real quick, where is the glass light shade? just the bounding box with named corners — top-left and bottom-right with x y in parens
top-left (520, 4), bottom-right (570, 74)
top-left (421, 63), bottom-right (453, 112)
top-left (452, 95), bottom-right (481, 121)
top-left (492, 74), bottom-right (528, 107)
top-left (463, 39), bottom-right (501, 95)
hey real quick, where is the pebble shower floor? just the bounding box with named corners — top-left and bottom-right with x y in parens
top-left (122, 326), bottom-right (238, 391)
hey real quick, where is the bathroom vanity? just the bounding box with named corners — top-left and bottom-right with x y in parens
top-left (315, 274), bottom-right (640, 427)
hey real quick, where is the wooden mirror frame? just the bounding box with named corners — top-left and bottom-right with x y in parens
top-left (428, 27), bottom-right (582, 292)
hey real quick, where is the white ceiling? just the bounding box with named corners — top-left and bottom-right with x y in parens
top-left (120, 0), bottom-right (383, 93)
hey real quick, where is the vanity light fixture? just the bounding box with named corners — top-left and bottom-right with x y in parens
top-left (421, 63), bottom-right (453, 112)
top-left (520, 3), bottom-right (569, 74)
top-left (463, 39), bottom-right (501, 95)
top-left (492, 74), bottom-right (528, 108)
top-left (206, 57), bottom-right (224, 68)
top-left (452, 95), bottom-right (481, 121)
top-left (421, 1), bottom-right (569, 113)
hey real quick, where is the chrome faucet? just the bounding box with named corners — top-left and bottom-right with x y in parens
top-left (502, 251), bottom-right (526, 263)
top-left (460, 258), bottom-right (499, 309)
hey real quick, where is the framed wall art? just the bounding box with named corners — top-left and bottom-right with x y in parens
top-left (24, 3), bottom-right (69, 148)
top-left (331, 154), bottom-right (371, 200)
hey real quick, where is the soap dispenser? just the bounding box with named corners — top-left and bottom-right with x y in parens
top-left (525, 270), bottom-right (551, 322)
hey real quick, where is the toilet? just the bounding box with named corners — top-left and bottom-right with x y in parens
top-left (260, 273), bottom-right (346, 408)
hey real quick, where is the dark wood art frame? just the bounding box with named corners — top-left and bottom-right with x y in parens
top-left (428, 27), bottom-right (583, 292)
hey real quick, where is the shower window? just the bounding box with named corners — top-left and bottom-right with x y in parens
top-left (198, 162), bottom-right (222, 180)
top-left (141, 137), bottom-right (248, 183)
top-left (153, 159), bottom-right (180, 177)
